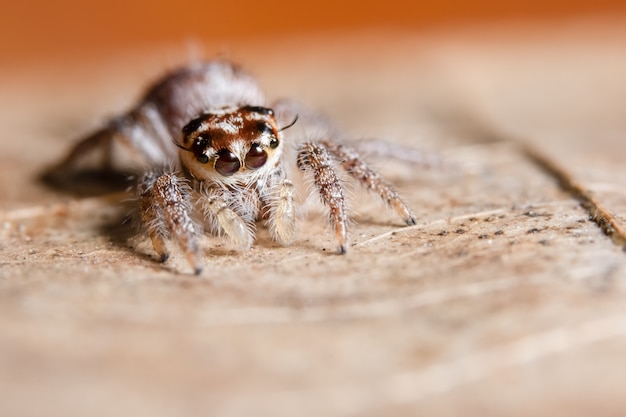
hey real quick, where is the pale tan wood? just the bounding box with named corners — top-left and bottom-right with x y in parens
top-left (1, 18), bottom-right (626, 417)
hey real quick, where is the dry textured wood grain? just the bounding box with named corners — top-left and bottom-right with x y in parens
top-left (2, 20), bottom-right (626, 417)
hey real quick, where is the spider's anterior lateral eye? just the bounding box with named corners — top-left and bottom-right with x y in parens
top-left (215, 149), bottom-right (241, 176)
top-left (269, 138), bottom-right (279, 149)
top-left (245, 144), bottom-right (268, 170)
top-left (197, 154), bottom-right (209, 164)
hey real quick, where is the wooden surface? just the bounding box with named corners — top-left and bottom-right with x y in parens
top-left (2, 19), bottom-right (626, 416)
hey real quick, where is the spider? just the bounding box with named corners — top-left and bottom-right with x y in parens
top-left (52, 60), bottom-right (416, 274)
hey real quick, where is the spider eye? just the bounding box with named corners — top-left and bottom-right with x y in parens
top-left (245, 144), bottom-right (268, 169)
top-left (191, 135), bottom-right (212, 164)
top-left (182, 115), bottom-right (206, 137)
top-left (269, 138), bottom-right (279, 149)
top-left (215, 149), bottom-right (240, 176)
top-left (257, 122), bottom-right (274, 136)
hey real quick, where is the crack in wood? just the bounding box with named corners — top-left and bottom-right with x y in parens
top-left (461, 112), bottom-right (626, 252)
top-left (523, 145), bottom-right (626, 250)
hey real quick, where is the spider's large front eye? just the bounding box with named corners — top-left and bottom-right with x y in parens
top-left (215, 149), bottom-right (240, 176)
top-left (245, 144), bottom-right (268, 169)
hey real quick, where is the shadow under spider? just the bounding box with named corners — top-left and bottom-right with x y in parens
top-left (39, 166), bottom-right (168, 266)
top-left (40, 168), bottom-right (132, 198)
top-left (38, 167), bottom-right (148, 263)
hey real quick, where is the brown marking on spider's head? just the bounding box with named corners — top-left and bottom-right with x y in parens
top-left (178, 106), bottom-right (284, 180)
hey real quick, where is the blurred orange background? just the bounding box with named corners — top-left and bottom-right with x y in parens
top-left (2, 0), bottom-right (626, 64)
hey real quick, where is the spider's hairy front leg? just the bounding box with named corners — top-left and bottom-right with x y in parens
top-left (138, 170), bottom-right (202, 275)
top-left (297, 142), bottom-right (349, 254)
top-left (323, 141), bottom-right (417, 226)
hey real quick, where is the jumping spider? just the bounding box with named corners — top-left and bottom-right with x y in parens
top-left (53, 60), bottom-right (416, 274)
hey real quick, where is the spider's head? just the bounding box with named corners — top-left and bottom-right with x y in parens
top-left (177, 105), bottom-right (293, 183)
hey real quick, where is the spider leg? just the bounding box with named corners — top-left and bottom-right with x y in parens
top-left (297, 142), bottom-right (349, 254)
top-left (50, 122), bottom-right (120, 175)
top-left (52, 107), bottom-right (172, 177)
top-left (349, 138), bottom-right (443, 170)
top-left (323, 141), bottom-right (416, 226)
top-left (138, 170), bottom-right (202, 275)
top-left (268, 179), bottom-right (297, 246)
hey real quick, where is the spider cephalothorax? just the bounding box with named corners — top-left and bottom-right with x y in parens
top-left (53, 60), bottom-right (416, 275)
